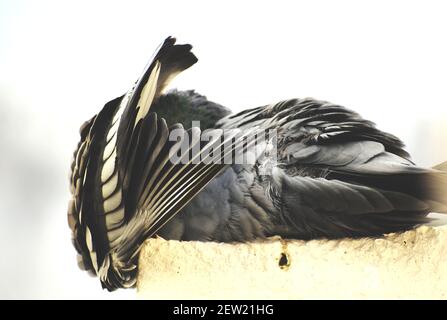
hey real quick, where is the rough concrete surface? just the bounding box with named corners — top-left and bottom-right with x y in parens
top-left (137, 225), bottom-right (447, 299)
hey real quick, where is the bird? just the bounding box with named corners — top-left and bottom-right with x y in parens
top-left (68, 36), bottom-right (447, 291)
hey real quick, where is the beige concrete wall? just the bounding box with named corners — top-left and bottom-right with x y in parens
top-left (137, 225), bottom-right (447, 299)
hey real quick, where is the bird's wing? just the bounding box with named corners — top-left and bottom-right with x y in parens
top-left (69, 37), bottom-right (255, 290)
top-left (218, 98), bottom-right (410, 158)
top-left (218, 97), bottom-right (428, 177)
top-left (103, 110), bottom-right (249, 289)
top-left (267, 99), bottom-right (447, 210)
top-left (220, 98), bottom-right (447, 238)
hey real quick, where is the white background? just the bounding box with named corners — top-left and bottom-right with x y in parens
top-left (0, 0), bottom-right (446, 298)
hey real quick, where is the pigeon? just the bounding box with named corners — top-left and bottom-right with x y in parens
top-left (68, 37), bottom-right (447, 291)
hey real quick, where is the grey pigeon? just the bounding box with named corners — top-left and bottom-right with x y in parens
top-left (68, 37), bottom-right (447, 291)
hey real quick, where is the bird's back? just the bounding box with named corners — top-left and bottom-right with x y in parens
top-left (161, 97), bottom-right (447, 241)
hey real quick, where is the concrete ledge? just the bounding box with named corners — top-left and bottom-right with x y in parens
top-left (137, 225), bottom-right (447, 299)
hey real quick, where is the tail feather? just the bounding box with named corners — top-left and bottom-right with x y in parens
top-left (331, 169), bottom-right (447, 214)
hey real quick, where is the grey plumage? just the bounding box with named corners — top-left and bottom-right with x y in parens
top-left (162, 97), bottom-right (447, 241)
top-left (68, 37), bottom-right (447, 291)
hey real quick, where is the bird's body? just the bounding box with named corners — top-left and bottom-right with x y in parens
top-left (158, 92), bottom-right (446, 241)
top-left (68, 37), bottom-right (447, 290)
